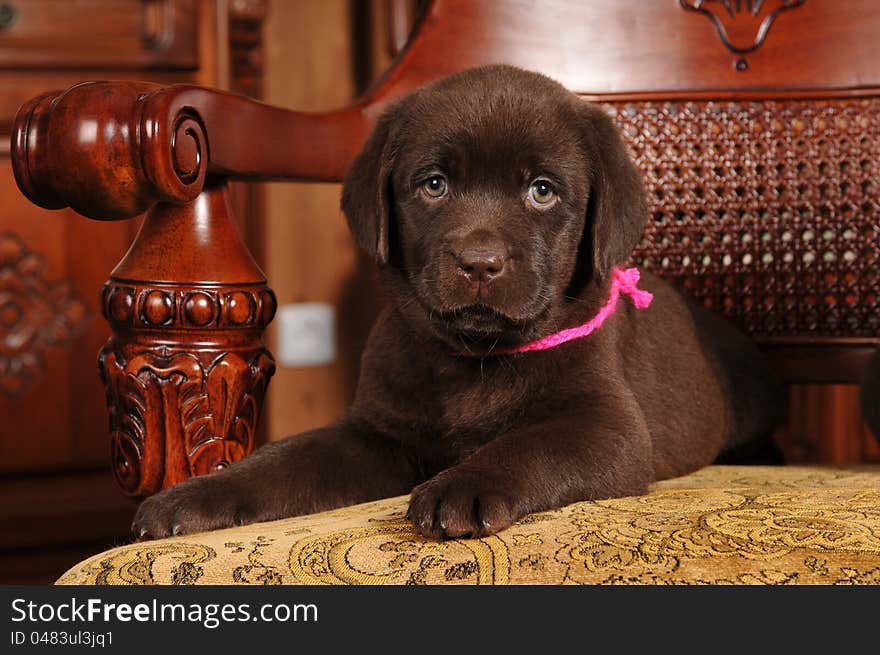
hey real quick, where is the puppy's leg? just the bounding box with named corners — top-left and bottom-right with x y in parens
top-left (133, 421), bottom-right (416, 539)
top-left (408, 394), bottom-right (653, 539)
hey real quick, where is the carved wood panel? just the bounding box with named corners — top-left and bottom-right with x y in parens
top-left (0, 160), bottom-right (134, 473)
top-left (679, 0), bottom-right (806, 70)
top-left (0, 232), bottom-right (88, 396)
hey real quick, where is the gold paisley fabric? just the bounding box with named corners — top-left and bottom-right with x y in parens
top-left (56, 466), bottom-right (880, 585)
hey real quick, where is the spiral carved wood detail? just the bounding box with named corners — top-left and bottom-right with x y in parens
top-left (608, 97), bottom-right (879, 339)
top-left (10, 81), bottom-right (371, 224)
top-left (12, 82), bottom-right (210, 220)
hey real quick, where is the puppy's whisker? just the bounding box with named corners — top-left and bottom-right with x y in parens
top-left (394, 296), bottom-right (419, 312)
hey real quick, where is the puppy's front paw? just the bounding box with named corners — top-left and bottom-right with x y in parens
top-left (407, 469), bottom-right (518, 539)
top-left (132, 476), bottom-right (253, 540)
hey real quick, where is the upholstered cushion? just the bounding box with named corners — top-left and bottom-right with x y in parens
top-left (57, 465), bottom-right (880, 585)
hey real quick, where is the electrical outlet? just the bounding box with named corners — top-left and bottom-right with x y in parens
top-left (276, 302), bottom-right (336, 367)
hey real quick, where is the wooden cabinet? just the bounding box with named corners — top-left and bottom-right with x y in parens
top-left (0, 0), bottom-right (199, 69)
top-left (0, 0), bottom-right (265, 583)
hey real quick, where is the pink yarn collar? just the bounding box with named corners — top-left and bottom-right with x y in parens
top-left (473, 266), bottom-right (653, 356)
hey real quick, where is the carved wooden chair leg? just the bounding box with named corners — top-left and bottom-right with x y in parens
top-left (98, 185), bottom-right (276, 497)
top-left (11, 83), bottom-right (294, 498)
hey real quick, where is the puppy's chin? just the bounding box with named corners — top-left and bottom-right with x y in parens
top-left (387, 275), bottom-right (556, 353)
top-left (427, 303), bottom-right (543, 352)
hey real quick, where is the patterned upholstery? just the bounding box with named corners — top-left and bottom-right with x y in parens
top-left (57, 465), bottom-right (880, 585)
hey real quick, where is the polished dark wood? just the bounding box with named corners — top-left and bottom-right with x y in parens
top-left (99, 184), bottom-right (275, 497)
top-left (8, 0), bottom-right (880, 504)
top-left (10, 85), bottom-right (277, 501)
top-left (0, 470), bottom-right (136, 584)
top-left (0, 0), bottom-right (265, 581)
top-left (0, 0), bottom-right (199, 70)
top-left (765, 343), bottom-right (879, 385)
top-left (228, 0), bottom-right (268, 273)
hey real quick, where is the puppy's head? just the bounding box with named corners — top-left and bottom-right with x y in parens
top-left (342, 65), bottom-right (646, 350)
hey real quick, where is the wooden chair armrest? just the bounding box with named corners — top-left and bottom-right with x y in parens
top-left (10, 82), bottom-right (327, 497)
top-left (12, 81), bottom-right (374, 220)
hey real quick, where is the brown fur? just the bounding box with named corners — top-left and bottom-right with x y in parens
top-left (133, 65), bottom-right (781, 540)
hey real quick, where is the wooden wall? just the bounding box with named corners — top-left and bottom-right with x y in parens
top-left (261, 0), bottom-right (403, 439)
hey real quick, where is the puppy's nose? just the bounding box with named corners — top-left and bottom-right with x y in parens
top-left (456, 249), bottom-right (507, 283)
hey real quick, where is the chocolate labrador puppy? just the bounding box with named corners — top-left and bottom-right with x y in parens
top-left (133, 65), bottom-right (781, 540)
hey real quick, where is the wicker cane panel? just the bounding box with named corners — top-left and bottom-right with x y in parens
top-left (605, 98), bottom-right (880, 339)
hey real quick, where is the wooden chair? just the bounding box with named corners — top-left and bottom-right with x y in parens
top-left (13, 0), bottom-right (880, 584)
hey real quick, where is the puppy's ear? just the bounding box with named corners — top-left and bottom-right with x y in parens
top-left (341, 108), bottom-right (398, 266)
top-left (580, 103), bottom-right (647, 281)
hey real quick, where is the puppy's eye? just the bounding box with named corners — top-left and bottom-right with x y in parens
top-left (528, 179), bottom-right (556, 206)
top-left (422, 175), bottom-right (448, 199)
